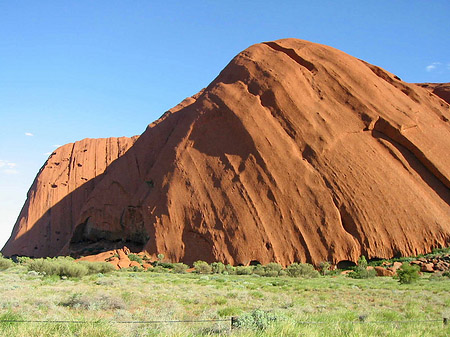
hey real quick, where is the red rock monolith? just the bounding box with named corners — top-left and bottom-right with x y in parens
top-left (2, 39), bottom-right (450, 267)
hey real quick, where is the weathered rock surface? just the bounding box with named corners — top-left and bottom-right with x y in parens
top-left (1, 137), bottom-right (138, 257)
top-left (77, 247), bottom-right (151, 270)
top-left (374, 266), bottom-right (395, 277)
top-left (416, 83), bottom-right (450, 104)
top-left (410, 254), bottom-right (450, 272)
top-left (2, 38), bottom-right (450, 266)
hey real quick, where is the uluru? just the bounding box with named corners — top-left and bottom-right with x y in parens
top-left (2, 38), bottom-right (449, 267)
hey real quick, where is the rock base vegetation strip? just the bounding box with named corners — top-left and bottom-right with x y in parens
top-left (1, 258), bottom-right (450, 336)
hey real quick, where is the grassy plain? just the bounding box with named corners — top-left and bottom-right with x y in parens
top-left (0, 265), bottom-right (449, 336)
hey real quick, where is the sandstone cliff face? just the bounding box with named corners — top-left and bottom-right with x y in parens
top-left (3, 39), bottom-right (450, 266)
top-left (416, 83), bottom-right (450, 105)
top-left (2, 137), bottom-right (137, 257)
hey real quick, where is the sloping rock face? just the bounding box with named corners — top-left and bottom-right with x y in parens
top-left (1, 137), bottom-right (137, 257)
top-left (416, 83), bottom-right (450, 105)
top-left (2, 39), bottom-right (450, 266)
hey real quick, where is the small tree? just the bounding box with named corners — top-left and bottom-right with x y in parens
top-left (397, 263), bottom-right (420, 284)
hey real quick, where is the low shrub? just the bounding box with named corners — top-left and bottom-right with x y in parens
top-left (252, 263), bottom-right (284, 277)
top-left (235, 266), bottom-right (253, 275)
top-left (60, 292), bottom-right (125, 310)
top-left (28, 258), bottom-right (64, 276)
top-left (348, 256), bottom-right (376, 279)
top-left (232, 309), bottom-right (280, 330)
top-left (16, 256), bottom-right (31, 265)
top-left (27, 257), bottom-right (114, 278)
top-left (264, 263), bottom-right (283, 277)
top-left (225, 264), bottom-right (236, 275)
top-left (193, 260), bottom-right (212, 274)
top-left (286, 263), bottom-right (319, 278)
top-left (0, 257), bottom-right (14, 270)
top-left (57, 258), bottom-right (89, 278)
top-left (318, 261), bottom-right (331, 275)
top-left (79, 261), bottom-right (116, 274)
top-left (211, 262), bottom-right (226, 274)
top-left (172, 263), bottom-right (189, 273)
top-left (150, 265), bottom-right (166, 273)
top-left (252, 264), bottom-right (266, 276)
top-left (397, 263), bottom-right (420, 284)
top-left (159, 262), bottom-right (175, 269)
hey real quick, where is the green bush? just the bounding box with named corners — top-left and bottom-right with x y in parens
top-left (28, 258), bottom-right (59, 276)
top-left (78, 261), bottom-right (116, 274)
top-left (159, 262), bottom-right (175, 269)
top-left (225, 264), bottom-right (236, 275)
top-left (252, 264), bottom-right (266, 276)
top-left (211, 262), bottom-right (226, 274)
top-left (232, 309), bottom-right (280, 330)
top-left (172, 263), bottom-right (189, 273)
top-left (251, 263), bottom-right (284, 277)
top-left (318, 261), bottom-right (331, 275)
top-left (397, 263), bottom-right (420, 284)
top-left (150, 265), bottom-right (166, 273)
top-left (264, 263), bottom-right (283, 277)
top-left (27, 257), bottom-right (114, 278)
top-left (286, 263), bottom-right (319, 278)
top-left (0, 257), bottom-right (14, 270)
top-left (348, 256), bottom-right (376, 279)
top-left (235, 266), bottom-right (253, 275)
top-left (16, 256), bottom-right (31, 265)
top-left (51, 257), bottom-right (88, 278)
top-left (128, 254), bottom-right (143, 265)
top-left (193, 261), bottom-right (212, 274)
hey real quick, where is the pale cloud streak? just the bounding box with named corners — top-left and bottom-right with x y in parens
top-left (0, 160), bottom-right (18, 175)
top-left (25, 132), bottom-right (34, 136)
top-left (425, 62), bottom-right (440, 72)
top-left (425, 62), bottom-right (450, 73)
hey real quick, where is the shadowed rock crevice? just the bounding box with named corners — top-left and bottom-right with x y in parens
top-left (373, 117), bottom-right (450, 196)
top-left (263, 41), bottom-right (317, 73)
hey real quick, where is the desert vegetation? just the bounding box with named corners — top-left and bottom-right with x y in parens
top-left (0, 250), bottom-right (449, 336)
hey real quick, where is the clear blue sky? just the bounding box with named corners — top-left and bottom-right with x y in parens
top-left (1, 1), bottom-right (449, 249)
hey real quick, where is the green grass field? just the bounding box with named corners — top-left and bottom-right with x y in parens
top-left (0, 264), bottom-right (449, 336)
